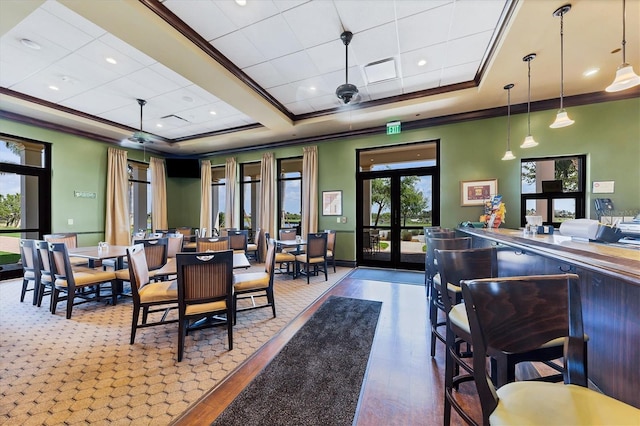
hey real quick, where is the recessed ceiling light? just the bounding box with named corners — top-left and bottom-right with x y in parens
top-left (182, 96), bottom-right (193, 102)
top-left (235, 0), bottom-right (247, 5)
top-left (309, 86), bottom-right (316, 92)
top-left (20, 38), bottom-right (41, 50)
top-left (417, 59), bottom-right (427, 67)
top-left (105, 57), bottom-right (117, 64)
top-left (210, 110), bottom-right (217, 115)
top-left (156, 123), bottom-right (163, 128)
top-left (583, 68), bottom-right (599, 77)
top-left (48, 85), bottom-right (59, 91)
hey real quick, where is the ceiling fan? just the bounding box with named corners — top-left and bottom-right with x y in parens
top-left (335, 31), bottom-right (359, 105)
top-left (128, 98), bottom-right (153, 144)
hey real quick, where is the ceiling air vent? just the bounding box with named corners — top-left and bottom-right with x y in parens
top-left (363, 58), bottom-right (397, 84)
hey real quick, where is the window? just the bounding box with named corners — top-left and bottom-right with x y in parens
top-left (520, 155), bottom-right (586, 227)
top-left (211, 166), bottom-right (226, 229)
top-left (0, 135), bottom-right (51, 279)
top-left (240, 162), bottom-right (260, 239)
top-left (128, 161), bottom-right (151, 234)
top-left (277, 158), bottom-right (302, 234)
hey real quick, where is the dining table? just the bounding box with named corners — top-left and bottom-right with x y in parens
top-left (68, 245), bottom-right (129, 269)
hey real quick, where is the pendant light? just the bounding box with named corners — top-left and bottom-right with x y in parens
top-left (520, 54), bottom-right (539, 148)
top-left (550, 4), bottom-right (575, 129)
top-left (335, 31), bottom-right (359, 104)
top-left (606, 0), bottom-right (640, 92)
top-left (501, 83), bottom-right (516, 161)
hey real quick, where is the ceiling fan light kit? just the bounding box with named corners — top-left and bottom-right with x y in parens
top-left (550, 4), bottom-right (575, 129)
top-left (606, 0), bottom-right (640, 92)
top-left (336, 31), bottom-right (359, 105)
top-left (128, 98), bottom-right (152, 144)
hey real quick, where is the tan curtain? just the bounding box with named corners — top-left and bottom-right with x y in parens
top-left (302, 146), bottom-right (318, 237)
top-left (200, 160), bottom-right (212, 237)
top-left (259, 152), bottom-right (276, 260)
top-left (225, 157), bottom-right (237, 229)
top-left (105, 147), bottom-right (130, 245)
top-left (149, 157), bottom-right (168, 231)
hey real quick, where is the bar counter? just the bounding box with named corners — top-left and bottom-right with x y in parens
top-left (458, 227), bottom-right (640, 408)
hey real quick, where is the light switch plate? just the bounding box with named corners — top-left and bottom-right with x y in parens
top-left (67, 218), bottom-right (74, 225)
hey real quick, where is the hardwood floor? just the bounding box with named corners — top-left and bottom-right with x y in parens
top-left (172, 276), bottom-right (482, 426)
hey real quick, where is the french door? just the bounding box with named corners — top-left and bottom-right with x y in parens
top-left (357, 169), bottom-right (439, 270)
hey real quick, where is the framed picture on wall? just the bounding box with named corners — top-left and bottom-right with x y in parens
top-left (460, 179), bottom-right (497, 206)
top-left (322, 190), bottom-right (342, 216)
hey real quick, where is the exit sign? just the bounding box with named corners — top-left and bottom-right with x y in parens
top-left (386, 121), bottom-right (401, 135)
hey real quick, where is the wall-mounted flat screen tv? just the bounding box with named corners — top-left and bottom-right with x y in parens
top-left (166, 158), bottom-right (200, 178)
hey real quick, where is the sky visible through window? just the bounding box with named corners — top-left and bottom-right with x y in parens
top-left (0, 144), bottom-right (20, 196)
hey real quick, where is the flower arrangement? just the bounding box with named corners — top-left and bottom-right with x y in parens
top-left (479, 195), bottom-right (506, 228)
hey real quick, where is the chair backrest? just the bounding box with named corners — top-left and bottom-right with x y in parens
top-left (20, 239), bottom-right (38, 274)
top-left (425, 236), bottom-right (472, 281)
top-left (252, 228), bottom-right (261, 247)
top-left (155, 229), bottom-right (169, 235)
top-left (264, 239), bottom-right (277, 280)
top-left (36, 241), bottom-right (53, 285)
top-left (176, 249), bottom-right (234, 309)
top-left (220, 228), bottom-right (237, 237)
top-left (166, 233), bottom-right (184, 258)
top-left (133, 237), bottom-right (168, 271)
top-left (306, 233), bottom-right (327, 258)
top-left (126, 244), bottom-right (150, 296)
top-left (228, 230), bottom-right (248, 252)
top-left (48, 242), bottom-right (75, 287)
top-left (428, 230), bottom-right (456, 239)
top-left (461, 274), bottom-right (584, 423)
top-left (325, 230), bottom-right (336, 252)
top-left (279, 229), bottom-right (296, 240)
top-left (43, 233), bottom-right (78, 249)
top-left (176, 227), bottom-right (192, 238)
top-left (434, 247), bottom-right (497, 312)
top-left (196, 236), bottom-right (229, 252)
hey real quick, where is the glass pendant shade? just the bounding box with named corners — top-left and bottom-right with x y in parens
top-left (550, 109), bottom-right (575, 128)
top-left (501, 150), bottom-right (516, 161)
top-left (520, 135), bottom-right (539, 149)
top-left (606, 64), bottom-right (640, 92)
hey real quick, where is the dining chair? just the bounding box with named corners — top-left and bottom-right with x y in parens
top-left (176, 249), bottom-right (234, 361)
top-left (228, 230), bottom-right (248, 254)
top-left (152, 233), bottom-right (183, 280)
top-left (220, 228), bottom-right (238, 237)
top-left (246, 228), bottom-right (260, 262)
top-left (436, 248), bottom-right (572, 426)
top-left (19, 239), bottom-right (40, 305)
top-left (324, 230), bottom-right (337, 272)
top-left (461, 274), bottom-right (638, 425)
top-left (43, 233), bottom-right (88, 267)
top-left (115, 238), bottom-right (168, 288)
top-left (35, 240), bottom-right (54, 310)
top-left (428, 237), bottom-right (472, 356)
top-left (177, 227), bottom-right (196, 251)
top-left (196, 236), bottom-right (229, 252)
top-left (294, 233), bottom-right (328, 284)
top-left (126, 244), bottom-right (179, 344)
top-left (48, 242), bottom-right (118, 319)
top-left (232, 237), bottom-right (277, 324)
top-left (266, 232), bottom-right (295, 274)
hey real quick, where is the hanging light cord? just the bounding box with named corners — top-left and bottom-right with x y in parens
top-left (344, 39), bottom-right (349, 84)
top-left (527, 60), bottom-right (532, 135)
top-left (507, 87), bottom-right (512, 150)
top-left (621, 0), bottom-right (627, 64)
top-left (559, 10), bottom-right (565, 110)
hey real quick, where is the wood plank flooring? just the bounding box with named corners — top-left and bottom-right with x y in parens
top-left (172, 275), bottom-right (482, 426)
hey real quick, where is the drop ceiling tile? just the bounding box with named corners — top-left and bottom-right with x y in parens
top-left (176, 104), bottom-right (219, 124)
top-left (397, 4), bottom-right (454, 53)
top-left (268, 83), bottom-right (301, 105)
top-left (402, 70), bottom-right (442, 93)
top-left (306, 39), bottom-right (354, 74)
top-left (61, 88), bottom-right (131, 115)
top-left (99, 103), bottom-right (145, 127)
top-left (273, 0), bottom-right (311, 13)
top-left (306, 93), bottom-right (340, 111)
top-left (212, 0), bottom-right (279, 29)
top-left (17, 8), bottom-right (94, 52)
top-left (366, 79), bottom-right (403, 100)
top-left (440, 61), bottom-right (478, 86)
top-left (241, 15), bottom-right (304, 61)
top-left (101, 77), bottom-right (160, 107)
top-left (127, 67), bottom-right (183, 98)
top-left (269, 50), bottom-right (319, 83)
top-left (443, 31), bottom-right (493, 68)
top-left (98, 33), bottom-right (156, 67)
top-left (74, 39), bottom-right (146, 76)
top-left (284, 99), bottom-right (313, 115)
top-left (394, 0), bottom-right (453, 19)
top-left (450, 0), bottom-right (506, 39)
top-left (213, 31), bottom-right (265, 69)
top-left (400, 43), bottom-right (447, 77)
top-left (41, 0), bottom-right (106, 38)
top-left (182, 84), bottom-right (221, 104)
top-left (333, 1), bottom-right (395, 34)
top-left (283, 1), bottom-right (341, 49)
top-left (149, 63), bottom-right (195, 89)
top-left (243, 61), bottom-right (287, 89)
top-left (323, 65), bottom-right (365, 90)
top-left (351, 22), bottom-right (399, 66)
top-left (163, 0), bottom-right (237, 41)
top-left (0, 43), bottom-right (55, 87)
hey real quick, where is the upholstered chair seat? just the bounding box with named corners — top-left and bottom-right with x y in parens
top-left (137, 279), bottom-right (177, 304)
top-left (185, 300), bottom-right (227, 316)
top-left (233, 272), bottom-right (269, 291)
top-left (233, 240), bottom-right (277, 324)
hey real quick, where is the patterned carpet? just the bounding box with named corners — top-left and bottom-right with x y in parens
top-left (0, 266), bottom-right (352, 425)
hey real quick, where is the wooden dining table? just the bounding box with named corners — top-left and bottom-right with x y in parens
top-left (68, 245), bottom-right (129, 269)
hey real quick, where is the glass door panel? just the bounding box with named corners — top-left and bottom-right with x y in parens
top-left (399, 175), bottom-right (432, 267)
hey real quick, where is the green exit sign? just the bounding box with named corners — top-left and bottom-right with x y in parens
top-left (386, 121), bottom-right (401, 135)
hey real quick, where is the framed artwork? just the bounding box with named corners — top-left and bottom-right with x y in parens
top-left (460, 179), bottom-right (498, 206)
top-left (322, 190), bottom-right (342, 216)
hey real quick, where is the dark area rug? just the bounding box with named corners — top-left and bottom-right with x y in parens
top-left (348, 267), bottom-right (425, 286)
top-left (211, 296), bottom-right (382, 426)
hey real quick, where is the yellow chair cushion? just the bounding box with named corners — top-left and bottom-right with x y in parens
top-left (24, 270), bottom-right (36, 279)
top-left (326, 249), bottom-right (333, 257)
top-left (183, 242), bottom-right (197, 250)
top-left (247, 243), bottom-right (258, 251)
top-left (448, 303), bottom-right (470, 334)
top-left (275, 252), bottom-right (295, 262)
top-left (55, 270), bottom-right (116, 287)
top-left (138, 280), bottom-right (177, 303)
top-left (433, 273), bottom-right (462, 293)
top-left (492, 381), bottom-right (640, 425)
top-left (185, 300), bottom-right (227, 316)
top-left (233, 272), bottom-right (269, 291)
top-left (294, 254), bottom-right (325, 264)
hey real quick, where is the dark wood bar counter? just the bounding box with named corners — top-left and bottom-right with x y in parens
top-left (458, 227), bottom-right (640, 408)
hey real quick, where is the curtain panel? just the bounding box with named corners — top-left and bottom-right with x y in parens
top-left (259, 152), bottom-right (276, 259)
top-left (225, 157), bottom-right (237, 229)
top-left (200, 160), bottom-right (212, 237)
top-left (149, 157), bottom-right (168, 231)
top-left (105, 147), bottom-right (130, 245)
top-left (302, 146), bottom-right (318, 237)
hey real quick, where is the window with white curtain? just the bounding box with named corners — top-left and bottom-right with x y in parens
top-left (277, 157), bottom-right (302, 234)
top-left (211, 166), bottom-right (226, 229)
top-left (127, 160), bottom-right (151, 234)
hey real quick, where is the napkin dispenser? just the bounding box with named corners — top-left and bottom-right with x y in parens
top-left (559, 219), bottom-right (622, 243)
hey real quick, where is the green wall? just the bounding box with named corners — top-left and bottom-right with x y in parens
top-left (2, 97), bottom-right (638, 259)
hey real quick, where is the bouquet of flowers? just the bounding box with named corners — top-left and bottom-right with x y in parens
top-left (479, 195), bottom-right (506, 228)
